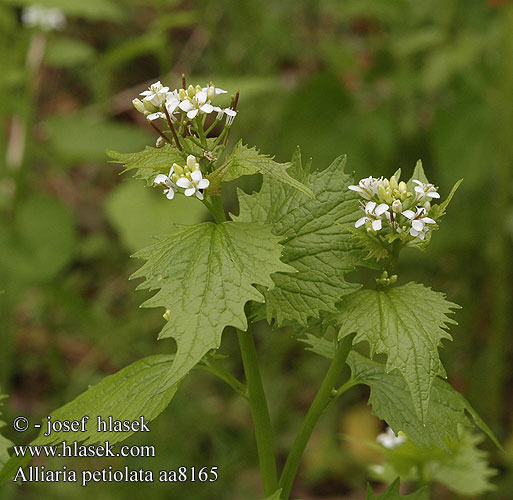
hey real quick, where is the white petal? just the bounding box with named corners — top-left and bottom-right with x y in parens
top-left (154, 174), bottom-right (168, 185)
top-left (197, 179), bottom-right (209, 189)
top-left (195, 191), bottom-right (204, 200)
top-left (187, 109), bottom-right (199, 119)
top-left (423, 217), bottom-right (436, 224)
top-left (365, 201), bottom-right (377, 213)
top-left (348, 185), bottom-right (362, 193)
top-left (147, 112), bottom-right (164, 121)
top-left (200, 103), bottom-right (214, 114)
top-left (166, 100), bottom-right (179, 114)
top-left (190, 170), bottom-right (202, 183)
top-left (179, 101), bottom-right (194, 112)
top-left (164, 188), bottom-right (175, 200)
top-left (355, 217), bottom-right (367, 228)
top-left (375, 203), bottom-right (389, 216)
top-left (224, 108), bottom-right (237, 116)
top-left (414, 186), bottom-right (424, 195)
top-left (412, 180), bottom-right (423, 186)
top-left (371, 219), bottom-right (382, 231)
top-left (196, 90), bottom-right (208, 104)
top-left (184, 187), bottom-right (196, 197)
top-left (428, 191), bottom-right (440, 198)
top-left (176, 177), bottom-right (192, 189)
top-left (402, 210), bottom-right (415, 220)
top-left (412, 219), bottom-right (424, 231)
top-left (410, 227), bottom-right (419, 237)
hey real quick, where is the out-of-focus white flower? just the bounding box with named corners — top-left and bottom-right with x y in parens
top-left (203, 84), bottom-right (227, 101)
top-left (154, 167), bottom-right (177, 200)
top-left (22, 5), bottom-right (66, 31)
top-left (402, 207), bottom-right (436, 240)
top-left (376, 427), bottom-right (407, 449)
top-left (140, 81), bottom-right (169, 107)
top-left (175, 155), bottom-right (209, 200)
top-left (355, 201), bottom-right (389, 232)
top-left (413, 179), bottom-right (440, 202)
top-left (348, 176), bottom-right (382, 200)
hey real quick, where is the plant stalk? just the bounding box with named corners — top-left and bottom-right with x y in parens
top-left (278, 333), bottom-right (355, 500)
top-left (237, 325), bottom-right (279, 496)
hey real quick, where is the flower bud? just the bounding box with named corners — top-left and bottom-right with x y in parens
top-left (390, 274), bottom-right (398, 284)
top-left (206, 84), bottom-right (216, 101)
top-left (173, 164), bottom-right (184, 176)
top-left (143, 99), bottom-right (157, 113)
top-left (390, 175), bottom-right (398, 191)
top-left (187, 84), bottom-right (196, 97)
top-left (392, 200), bottom-right (403, 213)
top-left (398, 181), bottom-right (407, 193)
top-left (132, 98), bottom-right (146, 114)
top-left (163, 309), bottom-right (171, 321)
top-left (155, 136), bottom-right (165, 148)
top-left (423, 201), bottom-right (431, 211)
top-left (186, 155), bottom-right (197, 171)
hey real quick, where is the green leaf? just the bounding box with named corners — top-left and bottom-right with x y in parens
top-left (131, 222), bottom-right (294, 391)
top-left (4, 0), bottom-right (124, 22)
top-left (208, 141), bottom-right (313, 197)
top-left (105, 180), bottom-right (208, 252)
top-left (429, 178), bottom-right (463, 220)
top-left (336, 282), bottom-right (459, 422)
top-left (108, 144), bottom-right (185, 184)
top-left (0, 195), bottom-right (76, 282)
top-left (371, 431), bottom-right (497, 496)
top-left (0, 394), bottom-right (13, 470)
top-left (347, 351), bottom-right (500, 450)
top-left (348, 227), bottom-right (389, 262)
top-left (0, 356), bottom-right (177, 483)
top-left (234, 151), bottom-right (365, 326)
top-left (406, 159), bottom-right (429, 192)
top-left (366, 478), bottom-right (428, 499)
top-left (45, 114), bottom-right (153, 163)
top-left (300, 335), bottom-right (498, 449)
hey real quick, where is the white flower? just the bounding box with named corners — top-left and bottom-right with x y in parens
top-left (355, 201), bottom-right (389, 232)
top-left (203, 84), bottom-right (227, 100)
top-left (376, 427), bottom-right (406, 449)
top-left (179, 90), bottom-right (215, 119)
top-left (175, 155), bottom-right (210, 200)
top-left (412, 179), bottom-right (440, 202)
top-left (348, 176), bottom-right (382, 200)
top-left (22, 5), bottom-right (66, 31)
top-left (140, 81), bottom-right (169, 107)
top-left (165, 90), bottom-right (181, 115)
top-left (402, 207), bottom-right (436, 240)
top-left (213, 106), bottom-right (237, 125)
top-left (154, 167), bottom-right (177, 200)
top-left (146, 112), bottom-right (165, 121)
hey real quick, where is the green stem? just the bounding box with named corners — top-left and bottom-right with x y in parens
top-left (210, 195), bottom-right (226, 222)
top-left (237, 326), bottom-right (279, 496)
top-left (279, 333), bottom-right (355, 500)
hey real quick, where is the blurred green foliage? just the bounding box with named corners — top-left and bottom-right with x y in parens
top-left (1, 0), bottom-right (512, 498)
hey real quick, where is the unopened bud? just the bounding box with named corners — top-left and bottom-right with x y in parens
top-left (143, 99), bottom-right (157, 113)
top-left (390, 175), bottom-right (398, 191)
top-left (173, 164), bottom-right (184, 176)
top-left (398, 181), bottom-right (407, 193)
top-left (206, 85), bottom-right (216, 101)
top-left (132, 98), bottom-right (146, 114)
top-left (390, 274), bottom-right (398, 284)
top-left (187, 85), bottom-right (195, 97)
top-left (155, 136), bottom-right (165, 148)
top-left (163, 309), bottom-right (171, 321)
top-left (392, 200), bottom-right (402, 213)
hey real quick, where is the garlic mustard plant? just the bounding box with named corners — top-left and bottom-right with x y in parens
top-left (0, 76), bottom-right (498, 500)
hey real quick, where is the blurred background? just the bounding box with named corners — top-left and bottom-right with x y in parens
top-left (1, 0), bottom-right (512, 498)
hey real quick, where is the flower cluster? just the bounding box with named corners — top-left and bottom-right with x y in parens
top-left (132, 81), bottom-right (237, 125)
top-left (349, 174), bottom-right (439, 241)
top-left (22, 5), bottom-right (66, 31)
top-left (154, 155), bottom-right (209, 201)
